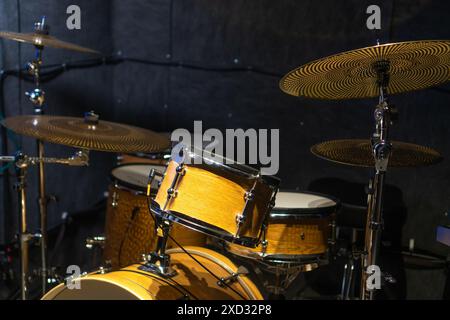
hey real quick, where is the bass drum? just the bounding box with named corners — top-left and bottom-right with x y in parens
top-left (42, 247), bottom-right (263, 300)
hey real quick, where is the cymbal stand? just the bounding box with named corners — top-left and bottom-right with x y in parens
top-left (0, 150), bottom-right (89, 300)
top-left (25, 17), bottom-right (50, 295)
top-left (360, 60), bottom-right (395, 300)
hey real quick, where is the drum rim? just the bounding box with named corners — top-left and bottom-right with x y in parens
top-left (173, 143), bottom-right (281, 187)
top-left (270, 190), bottom-right (341, 219)
top-left (227, 244), bottom-right (326, 263)
top-left (109, 162), bottom-right (167, 193)
top-left (150, 201), bottom-right (261, 248)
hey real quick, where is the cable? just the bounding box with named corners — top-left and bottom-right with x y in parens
top-left (118, 207), bottom-right (140, 266)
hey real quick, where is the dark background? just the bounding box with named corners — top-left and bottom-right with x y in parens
top-left (0, 0), bottom-right (449, 299)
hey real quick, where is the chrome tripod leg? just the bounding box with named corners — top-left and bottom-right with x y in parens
top-left (361, 173), bottom-right (385, 300)
top-left (16, 163), bottom-right (29, 300)
top-left (37, 139), bottom-right (48, 295)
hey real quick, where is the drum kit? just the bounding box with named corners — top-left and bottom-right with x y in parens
top-left (0, 18), bottom-right (449, 300)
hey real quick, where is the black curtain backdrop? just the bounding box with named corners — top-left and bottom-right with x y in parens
top-left (0, 0), bottom-right (449, 299)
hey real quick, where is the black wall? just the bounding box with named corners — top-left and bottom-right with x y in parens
top-left (0, 0), bottom-right (449, 298)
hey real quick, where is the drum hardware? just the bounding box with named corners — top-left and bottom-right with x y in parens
top-left (217, 265), bottom-right (249, 287)
top-left (85, 236), bottom-right (106, 250)
top-left (283, 40), bottom-right (450, 300)
top-left (163, 164), bottom-right (186, 209)
top-left (110, 191), bottom-right (119, 208)
top-left (0, 150), bottom-right (90, 300)
top-left (339, 247), bottom-right (363, 300)
top-left (236, 183), bottom-right (256, 235)
top-left (360, 67), bottom-right (393, 300)
top-left (97, 265), bottom-right (112, 275)
top-left (139, 218), bottom-right (177, 278)
top-left (0, 17), bottom-right (102, 297)
top-left (154, 144), bottom-right (281, 248)
top-left (27, 18), bottom-right (49, 297)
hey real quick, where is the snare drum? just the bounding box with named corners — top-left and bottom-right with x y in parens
top-left (42, 246), bottom-right (263, 300)
top-left (104, 164), bottom-right (206, 269)
top-left (227, 191), bottom-right (338, 267)
top-left (153, 146), bottom-right (280, 247)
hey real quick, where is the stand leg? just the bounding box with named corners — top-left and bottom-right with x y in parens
top-left (37, 140), bottom-right (47, 295)
top-left (16, 166), bottom-right (29, 300)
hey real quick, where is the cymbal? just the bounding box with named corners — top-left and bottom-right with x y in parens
top-left (280, 40), bottom-right (450, 99)
top-left (311, 139), bottom-right (442, 167)
top-left (0, 31), bottom-right (99, 54)
top-left (2, 115), bottom-right (170, 153)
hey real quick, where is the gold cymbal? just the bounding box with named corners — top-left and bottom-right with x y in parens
top-left (280, 40), bottom-right (450, 99)
top-left (0, 31), bottom-right (100, 54)
top-left (311, 139), bottom-right (442, 167)
top-left (2, 115), bottom-right (170, 153)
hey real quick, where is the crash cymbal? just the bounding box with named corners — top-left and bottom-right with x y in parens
top-left (0, 31), bottom-right (99, 54)
top-left (280, 40), bottom-right (450, 99)
top-left (2, 115), bottom-right (170, 153)
top-left (311, 139), bottom-right (442, 167)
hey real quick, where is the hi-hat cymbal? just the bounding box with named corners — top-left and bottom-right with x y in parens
top-left (311, 139), bottom-right (442, 167)
top-left (0, 31), bottom-right (99, 54)
top-left (280, 40), bottom-right (450, 100)
top-left (2, 115), bottom-right (170, 153)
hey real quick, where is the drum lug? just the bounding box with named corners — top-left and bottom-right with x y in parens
top-left (261, 240), bottom-right (268, 254)
top-left (235, 181), bottom-right (259, 237)
top-left (167, 187), bottom-right (178, 199)
top-left (163, 164), bottom-right (185, 210)
top-left (236, 214), bottom-right (245, 225)
top-left (85, 236), bottom-right (105, 249)
top-left (98, 265), bottom-right (112, 274)
top-left (111, 190), bottom-right (119, 208)
top-left (244, 191), bottom-right (255, 201)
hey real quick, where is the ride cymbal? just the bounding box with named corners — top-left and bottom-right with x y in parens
top-left (2, 115), bottom-right (170, 153)
top-left (0, 31), bottom-right (100, 54)
top-left (311, 139), bottom-right (442, 167)
top-left (280, 40), bottom-right (450, 99)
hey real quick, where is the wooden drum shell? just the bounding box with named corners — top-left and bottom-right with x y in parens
top-left (42, 247), bottom-right (263, 300)
top-left (104, 184), bottom-right (206, 269)
top-left (228, 214), bottom-right (333, 261)
top-left (155, 160), bottom-right (277, 246)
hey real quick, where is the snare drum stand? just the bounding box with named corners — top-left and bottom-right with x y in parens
top-left (360, 60), bottom-right (396, 300)
top-left (140, 216), bottom-right (177, 277)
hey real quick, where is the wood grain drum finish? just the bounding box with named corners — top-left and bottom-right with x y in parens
top-left (104, 164), bottom-right (206, 269)
top-left (227, 191), bottom-right (338, 263)
top-left (154, 159), bottom-right (279, 247)
top-left (42, 247), bottom-right (263, 300)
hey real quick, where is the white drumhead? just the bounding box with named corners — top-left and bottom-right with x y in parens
top-left (111, 164), bottom-right (166, 189)
top-left (275, 192), bottom-right (336, 209)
